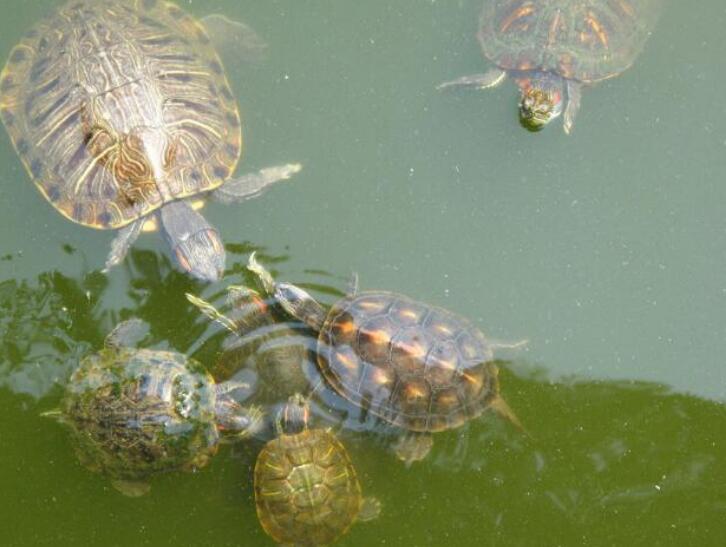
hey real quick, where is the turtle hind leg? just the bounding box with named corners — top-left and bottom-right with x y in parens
top-left (111, 480), bottom-right (151, 497)
top-left (210, 163), bottom-right (302, 205)
top-left (393, 433), bottom-right (433, 465)
top-left (437, 68), bottom-right (507, 91)
top-left (489, 395), bottom-right (528, 437)
top-left (358, 497), bottom-right (382, 522)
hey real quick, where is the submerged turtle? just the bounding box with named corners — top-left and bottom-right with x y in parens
top-left (255, 394), bottom-right (380, 546)
top-left (0, 0), bottom-right (300, 281)
top-left (187, 285), bottom-right (311, 400)
top-left (248, 254), bottom-right (525, 464)
top-left (44, 319), bottom-right (263, 496)
top-left (439, 0), bottom-right (663, 133)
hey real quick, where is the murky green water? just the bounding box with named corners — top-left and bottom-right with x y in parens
top-left (1, 0), bottom-right (725, 545)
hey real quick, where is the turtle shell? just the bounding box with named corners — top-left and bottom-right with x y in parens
top-left (62, 346), bottom-right (219, 482)
top-left (0, 0), bottom-right (242, 229)
top-left (318, 291), bottom-right (502, 433)
top-left (478, 0), bottom-right (662, 83)
top-left (254, 427), bottom-right (363, 545)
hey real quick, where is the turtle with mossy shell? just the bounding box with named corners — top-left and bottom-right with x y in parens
top-left (0, 0), bottom-right (301, 281)
top-left (438, 0), bottom-right (663, 133)
top-left (186, 284), bottom-right (312, 401)
top-left (43, 319), bottom-right (263, 496)
top-left (246, 254), bottom-right (526, 464)
top-left (255, 393), bottom-right (381, 546)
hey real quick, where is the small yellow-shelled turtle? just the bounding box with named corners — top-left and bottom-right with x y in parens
top-left (44, 319), bottom-right (262, 496)
top-left (255, 394), bottom-right (380, 546)
top-left (248, 254), bottom-right (525, 464)
top-left (0, 0), bottom-right (300, 280)
top-left (439, 0), bottom-right (663, 133)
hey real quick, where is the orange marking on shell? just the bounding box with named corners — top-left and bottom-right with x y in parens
top-left (334, 320), bottom-right (356, 336)
top-left (500, 3), bottom-right (535, 33)
top-left (616, 0), bottom-right (635, 18)
top-left (362, 328), bottom-right (391, 346)
top-left (585, 12), bottom-right (609, 48)
top-left (371, 367), bottom-right (394, 386)
top-left (335, 350), bottom-right (358, 371)
top-left (404, 382), bottom-right (429, 401)
top-left (436, 391), bottom-right (459, 407)
top-left (462, 371), bottom-right (483, 390)
top-left (398, 308), bottom-right (420, 320)
top-left (359, 300), bottom-right (386, 312)
top-left (433, 323), bottom-right (453, 336)
top-left (547, 11), bottom-right (562, 47)
top-left (397, 339), bottom-right (427, 359)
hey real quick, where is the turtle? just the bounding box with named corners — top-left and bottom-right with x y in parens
top-left (438, 0), bottom-right (663, 133)
top-left (247, 253), bottom-right (525, 464)
top-left (43, 319), bottom-right (263, 496)
top-left (254, 394), bottom-right (381, 546)
top-left (0, 0), bottom-right (301, 281)
top-left (186, 285), bottom-right (312, 400)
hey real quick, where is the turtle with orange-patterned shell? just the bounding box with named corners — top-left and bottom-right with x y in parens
top-left (247, 254), bottom-right (526, 464)
top-left (439, 0), bottom-right (663, 133)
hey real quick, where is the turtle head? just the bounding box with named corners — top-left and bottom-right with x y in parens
top-left (159, 200), bottom-right (225, 282)
top-left (517, 73), bottom-right (564, 132)
top-left (276, 393), bottom-right (310, 436)
top-left (215, 396), bottom-right (264, 439)
top-left (275, 283), bottom-right (327, 331)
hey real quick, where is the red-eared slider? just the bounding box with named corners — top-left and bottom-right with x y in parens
top-left (248, 254), bottom-right (525, 464)
top-left (0, 0), bottom-right (300, 281)
top-left (186, 285), bottom-right (311, 399)
top-left (44, 319), bottom-right (263, 496)
top-left (254, 394), bottom-right (380, 546)
top-left (439, 0), bottom-right (663, 133)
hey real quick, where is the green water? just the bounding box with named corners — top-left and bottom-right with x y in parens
top-left (1, 0), bottom-right (725, 545)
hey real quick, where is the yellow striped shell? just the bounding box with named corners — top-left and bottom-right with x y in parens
top-left (0, 0), bottom-right (242, 229)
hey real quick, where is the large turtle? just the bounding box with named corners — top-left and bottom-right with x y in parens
top-left (44, 319), bottom-right (263, 496)
top-left (0, 0), bottom-right (300, 281)
top-left (254, 394), bottom-right (380, 546)
top-left (438, 0), bottom-right (663, 133)
top-left (247, 254), bottom-right (525, 464)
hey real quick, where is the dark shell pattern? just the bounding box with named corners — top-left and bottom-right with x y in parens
top-left (255, 428), bottom-right (362, 546)
top-left (0, 0), bottom-right (242, 230)
top-left (319, 292), bottom-right (501, 433)
top-left (478, 0), bottom-right (662, 82)
top-left (62, 347), bottom-right (219, 481)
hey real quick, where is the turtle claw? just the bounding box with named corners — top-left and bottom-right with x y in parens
top-left (358, 497), bottom-right (382, 522)
top-left (247, 252), bottom-right (276, 294)
top-left (393, 433), bottom-right (433, 465)
top-left (111, 480), bottom-right (151, 497)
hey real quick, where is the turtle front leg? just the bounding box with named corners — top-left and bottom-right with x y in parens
top-left (393, 432), bottom-right (434, 465)
top-left (103, 219), bottom-right (144, 273)
top-left (437, 68), bottom-right (507, 91)
top-left (563, 80), bottom-right (582, 135)
top-left (210, 163), bottom-right (302, 204)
